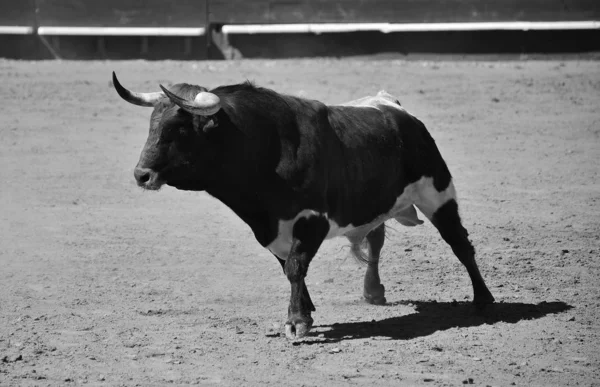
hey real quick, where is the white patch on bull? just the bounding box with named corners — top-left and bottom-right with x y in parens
top-left (337, 90), bottom-right (404, 112)
top-left (266, 209), bottom-right (320, 259)
top-left (267, 176), bottom-right (457, 260)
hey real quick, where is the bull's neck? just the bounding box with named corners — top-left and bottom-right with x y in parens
top-left (205, 182), bottom-right (276, 247)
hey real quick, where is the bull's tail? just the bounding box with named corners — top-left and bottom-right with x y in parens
top-left (350, 240), bottom-right (370, 265)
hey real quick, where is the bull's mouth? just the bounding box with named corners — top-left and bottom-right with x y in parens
top-left (139, 179), bottom-right (165, 191)
top-left (167, 181), bottom-right (207, 191)
top-left (134, 168), bottom-right (206, 192)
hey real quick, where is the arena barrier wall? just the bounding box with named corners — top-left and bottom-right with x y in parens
top-left (0, 0), bottom-right (598, 59)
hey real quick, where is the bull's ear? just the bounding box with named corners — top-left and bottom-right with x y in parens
top-left (193, 116), bottom-right (219, 133)
top-left (202, 118), bottom-right (219, 133)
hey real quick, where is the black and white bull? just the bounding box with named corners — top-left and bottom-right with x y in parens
top-left (112, 72), bottom-right (495, 339)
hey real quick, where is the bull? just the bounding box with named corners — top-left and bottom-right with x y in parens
top-left (112, 72), bottom-right (495, 339)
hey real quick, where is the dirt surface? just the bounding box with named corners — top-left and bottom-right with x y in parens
top-left (1, 58), bottom-right (599, 386)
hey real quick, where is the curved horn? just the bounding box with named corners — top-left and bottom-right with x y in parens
top-left (112, 72), bottom-right (164, 107)
top-left (159, 85), bottom-right (221, 116)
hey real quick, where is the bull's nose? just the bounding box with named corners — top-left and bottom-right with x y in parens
top-left (134, 167), bottom-right (152, 184)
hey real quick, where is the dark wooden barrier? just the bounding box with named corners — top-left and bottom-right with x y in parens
top-left (0, 0), bottom-right (598, 59)
top-left (208, 0), bottom-right (600, 24)
top-left (0, 0), bottom-right (36, 29)
top-left (1, 0), bottom-right (597, 31)
top-left (35, 0), bottom-right (207, 28)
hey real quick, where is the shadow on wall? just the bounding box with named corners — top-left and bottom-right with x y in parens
top-left (229, 30), bottom-right (600, 58)
top-left (312, 300), bottom-right (572, 343)
top-left (0, 34), bottom-right (218, 60)
top-left (1, 30), bottom-right (599, 60)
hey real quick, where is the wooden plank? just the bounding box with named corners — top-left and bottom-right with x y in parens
top-left (0, 26), bottom-right (35, 34)
top-left (209, 0), bottom-right (600, 24)
top-left (36, 0), bottom-right (207, 28)
top-left (37, 27), bottom-right (205, 36)
top-left (0, 0), bottom-right (35, 28)
top-left (222, 21), bottom-right (600, 34)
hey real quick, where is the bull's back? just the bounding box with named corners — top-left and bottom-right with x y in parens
top-left (324, 92), bottom-right (452, 225)
top-left (327, 91), bottom-right (428, 178)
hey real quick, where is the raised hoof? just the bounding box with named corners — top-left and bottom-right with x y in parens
top-left (284, 317), bottom-right (313, 340)
top-left (363, 284), bottom-right (386, 305)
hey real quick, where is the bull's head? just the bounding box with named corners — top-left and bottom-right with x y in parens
top-left (112, 72), bottom-right (224, 191)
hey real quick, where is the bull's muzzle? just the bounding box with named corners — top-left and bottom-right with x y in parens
top-left (134, 167), bottom-right (162, 190)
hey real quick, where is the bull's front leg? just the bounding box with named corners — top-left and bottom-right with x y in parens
top-left (284, 215), bottom-right (330, 340)
top-left (276, 258), bottom-right (315, 313)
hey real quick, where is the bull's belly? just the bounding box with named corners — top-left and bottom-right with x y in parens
top-left (267, 176), bottom-right (456, 260)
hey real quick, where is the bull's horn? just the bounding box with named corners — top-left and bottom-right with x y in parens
top-left (112, 72), bottom-right (164, 107)
top-left (160, 85), bottom-right (221, 116)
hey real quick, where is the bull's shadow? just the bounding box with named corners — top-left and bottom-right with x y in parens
top-left (313, 300), bottom-right (572, 343)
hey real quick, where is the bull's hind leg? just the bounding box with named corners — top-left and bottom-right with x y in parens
top-left (416, 180), bottom-right (495, 308)
top-left (430, 199), bottom-right (495, 307)
top-left (362, 223), bottom-right (387, 305)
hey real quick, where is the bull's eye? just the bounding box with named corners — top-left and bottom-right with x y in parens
top-left (176, 128), bottom-right (198, 149)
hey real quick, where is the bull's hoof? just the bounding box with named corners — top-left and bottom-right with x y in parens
top-left (363, 284), bottom-right (386, 305)
top-left (364, 293), bottom-right (387, 305)
top-left (473, 291), bottom-right (495, 310)
top-left (284, 316), bottom-right (313, 340)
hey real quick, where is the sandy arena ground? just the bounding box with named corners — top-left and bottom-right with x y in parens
top-left (1, 58), bottom-right (599, 386)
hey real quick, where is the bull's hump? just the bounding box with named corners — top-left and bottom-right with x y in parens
top-left (336, 91), bottom-right (403, 111)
